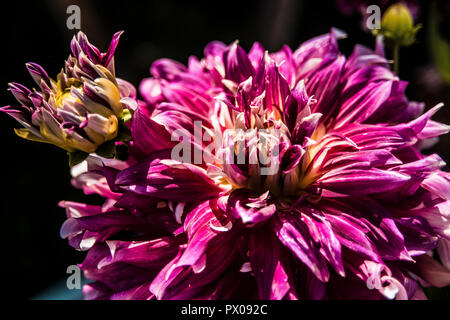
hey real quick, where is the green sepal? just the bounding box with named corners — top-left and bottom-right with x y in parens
top-left (116, 123), bottom-right (132, 143)
top-left (120, 108), bottom-right (133, 123)
top-left (95, 140), bottom-right (116, 158)
top-left (68, 150), bottom-right (89, 167)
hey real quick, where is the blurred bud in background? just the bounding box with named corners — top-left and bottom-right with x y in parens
top-left (1, 31), bottom-right (136, 166)
top-left (373, 2), bottom-right (421, 46)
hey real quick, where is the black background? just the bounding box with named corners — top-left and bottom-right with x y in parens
top-left (1, 0), bottom-right (449, 299)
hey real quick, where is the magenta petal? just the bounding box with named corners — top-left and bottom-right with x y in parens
top-left (335, 80), bottom-right (393, 127)
top-left (324, 198), bottom-right (411, 261)
top-left (131, 108), bottom-right (174, 156)
top-left (292, 112), bottom-right (322, 146)
top-left (116, 158), bottom-right (222, 202)
top-left (248, 226), bottom-right (294, 299)
top-left (306, 55), bottom-right (345, 116)
top-left (159, 81), bottom-right (212, 117)
top-left (298, 265), bottom-right (326, 300)
top-left (26, 62), bottom-right (52, 88)
top-left (204, 41), bottom-right (227, 66)
top-left (422, 171), bottom-right (450, 201)
top-left (223, 41), bottom-right (254, 83)
top-left (139, 78), bottom-right (162, 104)
top-left (98, 238), bottom-right (180, 270)
top-left (174, 201), bottom-right (219, 268)
top-left (151, 58), bottom-right (187, 81)
top-left (248, 42), bottom-right (265, 73)
top-left (300, 209), bottom-right (345, 276)
top-left (284, 80), bottom-right (311, 132)
top-left (150, 229), bottom-right (239, 299)
top-left (316, 168), bottom-right (410, 195)
top-left (264, 56), bottom-right (290, 113)
top-left (273, 211), bottom-right (330, 282)
top-left (102, 31), bottom-right (123, 67)
top-left (293, 28), bottom-right (345, 78)
top-left (394, 217), bottom-right (438, 256)
top-left (419, 120), bottom-right (450, 140)
top-left (321, 206), bottom-right (381, 262)
top-left (7, 82), bottom-right (33, 108)
top-left (271, 45), bottom-right (297, 88)
top-left (323, 149), bottom-right (402, 171)
top-left (281, 145), bottom-right (304, 174)
top-left (80, 242), bottom-right (165, 295)
top-left (227, 189), bottom-right (276, 225)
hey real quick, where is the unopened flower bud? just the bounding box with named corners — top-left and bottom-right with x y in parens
top-left (375, 3), bottom-right (421, 47)
top-left (1, 31), bottom-right (136, 165)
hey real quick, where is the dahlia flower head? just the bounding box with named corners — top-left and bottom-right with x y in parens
top-left (4, 29), bottom-right (450, 300)
top-left (2, 31), bottom-right (135, 159)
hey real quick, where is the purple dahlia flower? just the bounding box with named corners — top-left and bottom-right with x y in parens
top-left (5, 30), bottom-right (450, 300)
top-left (1, 31), bottom-right (136, 156)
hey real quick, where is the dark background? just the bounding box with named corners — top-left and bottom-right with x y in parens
top-left (1, 0), bottom-right (449, 299)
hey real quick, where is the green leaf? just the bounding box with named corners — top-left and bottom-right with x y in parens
top-left (120, 109), bottom-right (133, 123)
top-left (116, 123), bottom-right (132, 143)
top-left (95, 141), bottom-right (116, 158)
top-left (68, 151), bottom-right (89, 167)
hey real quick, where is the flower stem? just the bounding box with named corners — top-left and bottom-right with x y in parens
top-left (393, 44), bottom-right (400, 75)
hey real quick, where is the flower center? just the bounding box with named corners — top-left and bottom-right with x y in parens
top-left (55, 79), bottom-right (82, 108)
top-left (208, 109), bottom-right (328, 200)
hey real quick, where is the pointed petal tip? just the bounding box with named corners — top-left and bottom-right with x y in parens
top-left (111, 31), bottom-right (124, 42)
top-left (330, 27), bottom-right (348, 39)
top-left (430, 102), bottom-right (445, 114)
